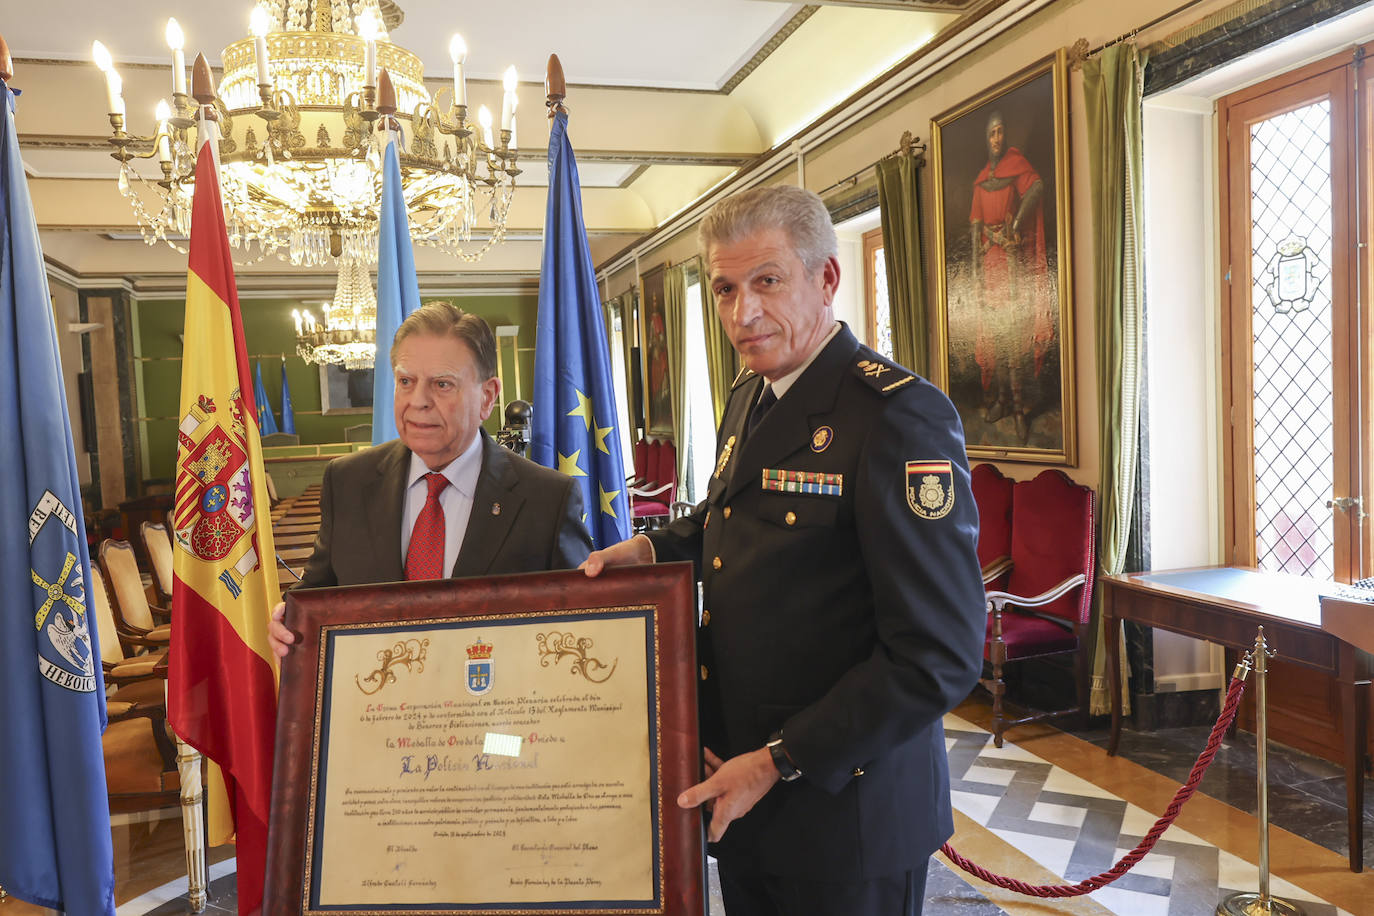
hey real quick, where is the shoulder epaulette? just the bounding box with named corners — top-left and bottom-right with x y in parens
top-left (853, 354), bottom-right (917, 397)
top-left (731, 367), bottom-right (757, 389)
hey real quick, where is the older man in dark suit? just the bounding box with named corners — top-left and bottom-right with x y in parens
top-left (270, 303), bottom-right (591, 653)
top-left (584, 185), bottom-right (985, 915)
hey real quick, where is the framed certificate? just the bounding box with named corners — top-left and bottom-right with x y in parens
top-left (265, 564), bottom-right (703, 915)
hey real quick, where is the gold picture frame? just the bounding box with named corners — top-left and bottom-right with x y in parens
top-left (930, 48), bottom-right (1076, 465)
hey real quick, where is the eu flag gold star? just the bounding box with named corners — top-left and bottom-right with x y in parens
top-left (599, 484), bottom-right (620, 518)
top-left (557, 449), bottom-right (588, 477)
top-left (567, 390), bottom-right (593, 431)
top-left (594, 422), bottom-right (614, 454)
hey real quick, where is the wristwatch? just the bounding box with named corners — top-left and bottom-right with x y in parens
top-left (766, 731), bottom-right (802, 782)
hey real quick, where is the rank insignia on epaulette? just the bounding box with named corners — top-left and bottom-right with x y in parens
top-left (762, 468), bottom-right (843, 496)
top-left (854, 356), bottom-right (916, 395)
top-left (731, 367), bottom-right (757, 388)
top-left (906, 460), bottom-right (954, 519)
top-left (810, 426), bottom-right (833, 452)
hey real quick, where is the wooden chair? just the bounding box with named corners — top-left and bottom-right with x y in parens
top-left (102, 655), bottom-right (209, 913)
top-left (89, 567), bottom-right (167, 711)
top-left (140, 520), bottom-right (175, 608)
top-left (260, 431), bottom-right (300, 447)
top-left (982, 469), bottom-right (1096, 748)
top-left (629, 439), bottom-right (677, 530)
top-left (343, 423), bottom-right (373, 443)
top-left (972, 463), bottom-right (1015, 591)
top-left (99, 539), bottom-right (172, 657)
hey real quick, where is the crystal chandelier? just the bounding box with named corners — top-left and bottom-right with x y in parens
top-left (92, 0), bottom-right (521, 268)
top-left (292, 259), bottom-right (378, 369)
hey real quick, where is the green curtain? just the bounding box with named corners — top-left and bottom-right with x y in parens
top-left (694, 257), bottom-right (737, 426)
top-left (663, 263), bottom-right (690, 487)
top-left (875, 153), bottom-right (927, 375)
top-left (1084, 44), bottom-right (1148, 717)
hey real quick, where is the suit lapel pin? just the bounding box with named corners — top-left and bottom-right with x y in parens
top-left (491, 502), bottom-right (501, 516)
top-left (811, 426), bottom-right (834, 453)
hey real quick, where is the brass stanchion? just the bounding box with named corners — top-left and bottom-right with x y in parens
top-left (1218, 627), bottom-right (1305, 916)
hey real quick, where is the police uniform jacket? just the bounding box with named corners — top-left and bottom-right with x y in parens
top-left (299, 431), bottom-right (592, 588)
top-left (646, 324), bottom-right (985, 880)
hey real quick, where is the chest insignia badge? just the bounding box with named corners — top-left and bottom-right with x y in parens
top-left (713, 435), bottom-right (737, 480)
top-left (906, 460), bottom-right (954, 519)
top-left (810, 426), bottom-right (834, 453)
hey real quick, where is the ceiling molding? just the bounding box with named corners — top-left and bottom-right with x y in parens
top-left (597, 0), bottom-right (1051, 280)
top-left (720, 5), bottom-right (821, 94)
top-left (757, 0), bottom-right (980, 10)
top-left (128, 271), bottom-right (541, 299)
top-left (20, 134), bottom-right (756, 168)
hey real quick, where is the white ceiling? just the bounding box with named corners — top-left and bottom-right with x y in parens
top-left (4, 0), bottom-right (973, 283)
top-left (6, 0), bottom-right (803, 89)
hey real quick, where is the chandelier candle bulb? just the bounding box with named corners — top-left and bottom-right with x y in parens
top-left (449, 34), bottom-right (467, 108)
top-left (250, 8), bottom-right (271, 86)
top-left (155, 99), bottom-right (172, 162)
top-left (501, 65), bottom-right (517, 132)
top-left (292, 310), bottom-right (303, 335)
top-left (166, 19), bottom-right (186, 96)
top-left (359, 10), bottom-right (379, 88)
top-left (478, 104), bottom-right (493, 151)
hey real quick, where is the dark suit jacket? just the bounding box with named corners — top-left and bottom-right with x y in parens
top-left (647, 324), bottom-right (985, 880)
top-left (299, 432), bottom-right (592, 588)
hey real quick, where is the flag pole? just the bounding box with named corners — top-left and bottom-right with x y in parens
top-left (546, 53), bottom-right (566, 119)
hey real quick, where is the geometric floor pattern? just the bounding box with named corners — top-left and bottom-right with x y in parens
top-left (942, 714), bottom-right (1353, 916)
top-left (101, 712), bottom-right (1359, 915)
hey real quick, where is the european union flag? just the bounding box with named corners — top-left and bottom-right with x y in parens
top-left (532, 111), bottom-right (631, 548)
top-left (253, 361), bottom-right (279, 434)
top-left (280, 358), bottom-right (296, 434)
top-left (0, 76), bottom-right (116, 915)
top-left (371, 138), bottom-right (420, 445)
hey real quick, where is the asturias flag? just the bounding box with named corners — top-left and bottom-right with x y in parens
top-left (279, 359), bottom-right (296, 434)
top-left (371, 137), bottom-right (420, 445)
top-left (0, 73), bottom-right (116, 916)
top-left (253, 361), bottom-right (279, 434)
top-left (168, 137), bottom-right (280, 916)
top-left (532, 110), bottom-right (631, 548)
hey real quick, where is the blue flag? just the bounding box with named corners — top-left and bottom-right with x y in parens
top-left (532, 112), bottom-right (632, 548)
top-left (0, 77), bottom-right (116, 915)
top-left (371, 139), bottom-right (420, 445)
top-left (253, 361), bottom-right (279, 434)
top-left (280, 359), bottom-right (296, 434)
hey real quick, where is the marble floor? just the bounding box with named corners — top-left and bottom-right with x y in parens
top-left (3, 697), bottom-right (1370, 915)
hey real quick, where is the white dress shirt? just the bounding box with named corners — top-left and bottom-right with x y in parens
top-left (400, 433), bottom-right (484, 576)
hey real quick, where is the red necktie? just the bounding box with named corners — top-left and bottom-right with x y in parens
top-left (405, 472), bottom-right (449, 580)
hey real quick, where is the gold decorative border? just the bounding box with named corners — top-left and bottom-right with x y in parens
top-left (304, 603), bottom-right (668, 915)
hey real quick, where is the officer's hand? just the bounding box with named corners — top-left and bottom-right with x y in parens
top-left (268, 602), bottom-right (296, 658)
top-left (678, 747), bottom-right (779, 843)
top-left (580, 534), bottom-right (654, 577)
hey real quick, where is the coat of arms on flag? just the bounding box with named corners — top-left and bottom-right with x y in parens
top-left (30, 490), bottom-right (95, 693)
top-left (174, 389), bottom-right (261, 597)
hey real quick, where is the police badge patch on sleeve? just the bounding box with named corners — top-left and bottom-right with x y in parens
top-left (906, 460), bottom-right (954, 519)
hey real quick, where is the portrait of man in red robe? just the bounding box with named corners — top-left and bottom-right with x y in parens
top-left (968, 110), bottom-right (1056, 444)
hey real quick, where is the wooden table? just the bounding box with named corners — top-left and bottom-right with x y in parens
top-left (1103, 567), bottom-right (1371, 871)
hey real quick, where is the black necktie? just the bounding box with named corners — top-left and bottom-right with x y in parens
top-left (747, 385), bottom-right (777, 439)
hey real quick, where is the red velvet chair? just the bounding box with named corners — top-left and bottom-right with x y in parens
top-left (982, 469), bottom-right (1096, 747)
top-left (971, 463), bottom-right (1014, 591)
top-left (629, 439), bottom-right (675, 529)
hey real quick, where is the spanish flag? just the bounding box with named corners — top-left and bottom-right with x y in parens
top-left (168, 136), bottom-right (280, 916)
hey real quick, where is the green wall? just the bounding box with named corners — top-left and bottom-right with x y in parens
top-left (136, 292), bottom-right (538, 481)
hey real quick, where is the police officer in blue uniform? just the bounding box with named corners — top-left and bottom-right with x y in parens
top-left (584, 185), bottom-right (985, 915)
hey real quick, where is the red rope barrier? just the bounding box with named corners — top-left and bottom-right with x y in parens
top-left (941, 675), bottom-right (1248, 898)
